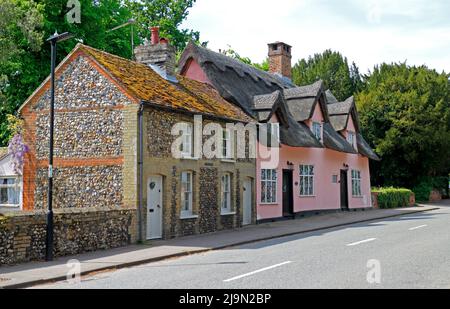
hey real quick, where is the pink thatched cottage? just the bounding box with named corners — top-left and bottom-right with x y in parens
top-left (179, 41), bottom-right (379, 222)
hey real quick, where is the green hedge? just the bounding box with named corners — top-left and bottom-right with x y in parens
top-left (372, 187), bottom-right (413, 209)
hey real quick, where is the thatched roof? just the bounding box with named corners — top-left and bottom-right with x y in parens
top-left (179, 42), bottom-right (294, 115)
top-left (284, 81), bottom-right (331, 123)
top-left (325, 90), bottom-right (338, 104)
top-left (252, 91), bottom-right (322, 148)
top-left (357, 134), bottom-right (380, 161)
top-left (327, 95), bottom-right (380, 160)
top-left (323, 123), bottom-right (357, 154)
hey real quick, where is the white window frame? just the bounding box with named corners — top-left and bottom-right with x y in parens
top-left (221, 173), bottom-right (232, 214)
top-left (270, 123), bottom-right (280, 147)
top-left (261, 169), bottom-right (277, 204)
top-left (299, 165), bottom-right (315, 197)
top-left (260, 123), bottom-right (280, 148)
top-left (347, 131), bottom-right (355, 149)
top-left (0, 176), bottom-right (22, 208)
top-left (181, 123), bottom-right (193, 158)
top-left (180, 171), bottom-right (193, 217)
top-left (222, 128), bottom-right (233, 159)
top-left (352, 170), bottom-right (362, 197)
top-left (312, 122), bottom-right (322, 142)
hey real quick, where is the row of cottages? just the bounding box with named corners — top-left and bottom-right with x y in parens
top-left (178, 40), bottom-right (379, 222)
top-left (4, 28), bottom-right (379, 241)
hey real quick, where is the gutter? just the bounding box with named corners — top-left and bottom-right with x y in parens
top-left (137, 102), bottom-right (144, 243)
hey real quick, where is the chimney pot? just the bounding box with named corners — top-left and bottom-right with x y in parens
top-left (151, 27), bottom-right (160, 45)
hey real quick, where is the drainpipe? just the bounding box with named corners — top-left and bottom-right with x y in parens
top-left (137, 102), bottom-right (144, 243)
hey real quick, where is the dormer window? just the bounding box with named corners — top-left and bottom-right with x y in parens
top-left (312, 122), bottom-right (322, 142)
top-left (347, 131), bottom-right (355, 149)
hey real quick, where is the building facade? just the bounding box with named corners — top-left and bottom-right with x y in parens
top-left (179, 41), bottom-right (379, 222)
top-left (16, 37), bottom-right (255, 241)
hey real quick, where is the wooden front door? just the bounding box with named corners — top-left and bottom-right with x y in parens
top-left (282, 170), bottom-right (294, 216)
top-left (340, 170), bottom-right (349, 210)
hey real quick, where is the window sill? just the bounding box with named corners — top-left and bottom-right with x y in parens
top-left (221, 211), bottom-right (236, 216)
top-left (299, 195), bottom-right (316, 198)
top-left (181, 156), bottom-right (200, 161)
top-left (352, 196), bottom-right (364, 199)
top-left (180, 214), bottom-right (199, 220)
top-left (221, 159), bottom-right (236, 163)
top-left (260, 203), bottom-right (278, 206)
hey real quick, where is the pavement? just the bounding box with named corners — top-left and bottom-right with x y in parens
top-left (0, 201), bottom-right (445, 289)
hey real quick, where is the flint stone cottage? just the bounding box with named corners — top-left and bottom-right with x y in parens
top-left (178, 41), bottom-right (379, 221)
top-left (5, 31), bottom-right (255, 261)
top-left (1, 28), bottom-right (379, 264)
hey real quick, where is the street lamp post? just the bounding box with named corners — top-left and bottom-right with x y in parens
top-left (45, 31), bottom-right (74, 262)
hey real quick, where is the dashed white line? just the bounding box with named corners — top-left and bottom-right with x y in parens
top-left (409, 225), bottom-right (428, 231)
top-left (223, 261), bottom-right (292, 282)
top-left (346, 238), bottom-right (377, 247)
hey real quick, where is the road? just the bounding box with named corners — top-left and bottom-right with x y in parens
top-left (35, 205), bottom-right (450, 289)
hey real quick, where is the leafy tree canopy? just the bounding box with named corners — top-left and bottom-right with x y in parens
top-left (356, 62), bottom-right (450, 188)
top-left (125, 0), bottom-right (200, 52)
top-left (292, 49), bottom-right (362, 101)
top-left (0, 0), bottom-right (201, 146)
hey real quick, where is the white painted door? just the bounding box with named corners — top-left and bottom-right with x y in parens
top-left (147, 176), bottom-right (163, 240)
top-left (243, 179), bottom-right (252, 225)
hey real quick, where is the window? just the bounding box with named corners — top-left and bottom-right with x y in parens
top-left (181, 172), bottom-right (193, 217)
top-left (181, 123), bottom-right (193, 158)
top-left (261, 169), bottom-right (277, 204)
top-left (222, 128), bottom-right (232, 159)
top-left (262, 123), bottom-right (280, 148)
top-left (221, 173), bottom-right (231, 213)
top-left (347, 131), bottom-right (355, 148)
top-left (352, 170), bottom-right (362, 197)
top-left (332, 175), bottom-right (338, 184)
top-left (312, 122), bottom-right (322, 142)
top-left (299, 165), bottom-right (315, 196)
top-left (0, 177), bottom-right (20, 207)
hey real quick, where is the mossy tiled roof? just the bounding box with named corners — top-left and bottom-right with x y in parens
top-left (79, 44), bottom-right (253, 122)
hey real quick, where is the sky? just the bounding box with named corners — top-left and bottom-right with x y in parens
top-left (181, 0), bottom-right (450, 73)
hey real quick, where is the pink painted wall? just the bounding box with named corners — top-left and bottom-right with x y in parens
top-left (257, 112), bottom-right (372, 221)
top-left (181, 58), bottom-right (212, 85)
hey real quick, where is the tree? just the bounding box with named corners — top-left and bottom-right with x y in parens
top-left (125, 0), bottom-right (200, 52)
top-left (0, 0), bottom-right (44, 145)
top-left (0, 0), bottom-right (201, 146)
top-left (292, 50), bottom-right (360, 101)
top-left (356, 63), bottom-right (450, 188)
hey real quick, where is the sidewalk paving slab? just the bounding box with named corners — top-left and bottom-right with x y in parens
top-left (0, 201), bottom-right (447, 289)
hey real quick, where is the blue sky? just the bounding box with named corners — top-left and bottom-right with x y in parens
top-left (181, 0), bottom-right (450, 73)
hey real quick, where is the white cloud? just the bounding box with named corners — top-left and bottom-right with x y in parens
top-left (182, 0), bottom-right (450, 73)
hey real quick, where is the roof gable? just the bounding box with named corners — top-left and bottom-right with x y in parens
top-left (284, 81), bottom-right (330, 122)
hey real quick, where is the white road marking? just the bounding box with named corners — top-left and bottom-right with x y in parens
top-left (409, 225), bottom-right (428, 231)
top-left (223, 261), bottom-right (292, 282)
top-left (346, 238), bottom-right (377, 247)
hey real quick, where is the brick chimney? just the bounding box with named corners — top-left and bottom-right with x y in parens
top-left (268, 42), bottom-right (292, 79)
top-left (134, 27), bottom-right (177, 81)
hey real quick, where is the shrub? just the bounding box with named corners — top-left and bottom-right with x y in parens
top-left (413, 177), bottom-right (449, 202)
top-left (372, 187), bottom-right (413, 209)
